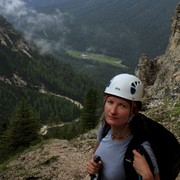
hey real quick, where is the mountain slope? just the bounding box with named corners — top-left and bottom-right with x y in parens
top-left (0, 15), bottom-right (100, 101)
top-left (0, 15), bottom-right (101, 126)
top-left (5, 0), bottom-right (178, 68)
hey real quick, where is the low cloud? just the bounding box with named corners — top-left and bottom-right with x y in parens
top-left (0, 0), bottom-right (72, 54)
top-left (0, 0), bottom-right (27, 16)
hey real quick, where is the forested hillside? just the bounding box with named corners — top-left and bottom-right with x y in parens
top-left (0, 15), bottom-right (102, 129)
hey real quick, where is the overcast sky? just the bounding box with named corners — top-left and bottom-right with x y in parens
top-left (0, 0), bottom-right (72, 54)
top-left (0, 0), bottom-right (29, 17)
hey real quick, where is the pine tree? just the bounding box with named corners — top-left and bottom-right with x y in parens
top-left (80, 88), bottom-right (99, 131)
top-left (5, 99), bottom-right (41, 151)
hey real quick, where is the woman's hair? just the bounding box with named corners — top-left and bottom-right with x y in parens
top-left (100, 113), bottom-right (111, 138)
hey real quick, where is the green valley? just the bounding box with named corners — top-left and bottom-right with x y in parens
top-left (67, 50), bottom-right (127, 68)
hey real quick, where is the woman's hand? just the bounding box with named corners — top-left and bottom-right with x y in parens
top-left (86, 158), bottom-right (102, 176)
top-left (133, 150), bottom-right (154, 180)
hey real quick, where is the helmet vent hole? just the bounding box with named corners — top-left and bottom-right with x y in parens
top-left (130, 81), bottom-right (140, 95)
top-left (131, 87), bottom-right (136, 94)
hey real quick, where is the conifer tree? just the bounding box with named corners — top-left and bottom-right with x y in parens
top-left (80, 88), bottom-right (99, 131)
top-left (5, 99), bottom-right (41, 151)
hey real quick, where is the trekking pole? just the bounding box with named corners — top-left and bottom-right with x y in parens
top-left (138, 175), bottom-right (142, 180)
top-left (90, 155), bottom-right (101, 180)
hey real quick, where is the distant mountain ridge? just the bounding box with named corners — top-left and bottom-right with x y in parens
top-left (14, 0), bottom-right (179, 68)
top-left (0, 15), bottom-right (32, 77)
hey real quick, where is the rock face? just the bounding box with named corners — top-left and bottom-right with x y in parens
top-left (0, 15), bottom-right (31, 58)
top-left (136, 3), bottom-right (180, 100)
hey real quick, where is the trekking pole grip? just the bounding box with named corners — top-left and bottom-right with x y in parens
top-left (90, 155), bottom-right (101, 180)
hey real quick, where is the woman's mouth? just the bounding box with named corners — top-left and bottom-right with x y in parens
top-left (107, 115), bottom-right (117, 121)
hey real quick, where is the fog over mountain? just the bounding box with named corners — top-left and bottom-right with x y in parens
top-left (0, 0), bottom-right (71, 54)
top-left (0, 0), bottom-right (179, 68)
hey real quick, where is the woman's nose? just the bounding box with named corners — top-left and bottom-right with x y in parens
top-left (110, 105), bottom-right (118, 114)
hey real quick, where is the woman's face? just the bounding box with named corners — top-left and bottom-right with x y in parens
top-left (104, 96), bottom-right (131, 127)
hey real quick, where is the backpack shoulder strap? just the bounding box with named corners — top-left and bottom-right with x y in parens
top-left (128, 113), bottom-right (180, 180)
top-left (101, 122), bottom-right (111, 140)
top-left (124, 137), bottom-right (154, 180)
top-left (137, 145), bottom-right (155, 175)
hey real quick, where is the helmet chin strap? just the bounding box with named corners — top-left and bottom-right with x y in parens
top-left (127, 114), bottom-right (135, 124)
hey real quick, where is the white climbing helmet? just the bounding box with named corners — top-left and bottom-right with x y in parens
top-left (104, 73), bottom-right (144, 101)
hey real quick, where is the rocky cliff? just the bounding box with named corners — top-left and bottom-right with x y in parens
top-left (0, 15), bottom-right (32, 58)
top-left (136, 3), bottom-right (180, 101)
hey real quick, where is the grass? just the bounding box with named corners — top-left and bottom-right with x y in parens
top-left (67, 50), bottom-right (127, 68)
top-left (145, 97), bottom-right (180, 140)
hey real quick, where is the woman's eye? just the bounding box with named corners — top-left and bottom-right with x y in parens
top-left (107, 100), bottom-right (113, 104)
top-left (119, 104), bottom-right (126, 108)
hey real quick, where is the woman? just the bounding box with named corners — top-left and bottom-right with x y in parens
top-left (86, 73), bottom-right (160, 180)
